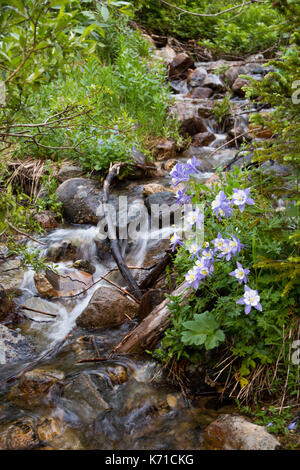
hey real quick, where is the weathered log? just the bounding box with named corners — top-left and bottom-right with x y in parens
top-left (113, 281), bottom-right (190, 354)
top-left (103, 162), bottom-right (142, 301)
top-left (138, 252), bottom-right (172, 291)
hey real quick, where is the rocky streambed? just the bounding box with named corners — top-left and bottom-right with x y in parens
top-left (0, 43), bottom-right (284, 450)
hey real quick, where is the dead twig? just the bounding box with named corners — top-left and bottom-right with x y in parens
top-left (20, 305), bottom-right (57, 318)
top-left (5, 219), bottom-right (46, 246)
top-left (103, 162), bottom-right (142, 300)
top-left (158, 0), bottom-right (264, 18)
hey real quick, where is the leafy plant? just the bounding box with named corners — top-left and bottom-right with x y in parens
top-left (157, 163), bottom-right (299, 402)
top-left (133, 0), bottom-right (284, 56)
top-left (181, 311), bottom-right (225, 349)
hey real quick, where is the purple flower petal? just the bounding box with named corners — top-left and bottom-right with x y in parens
top-left (245, 304), bottom-right (251, 314)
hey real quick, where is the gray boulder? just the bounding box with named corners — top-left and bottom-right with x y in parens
top-left (204, 414), bottom-right (281, 450)
top-left (56, 178), bottom-right (113, 225)
top-left (202, 74), bottom-right (226, 92)
top-left (76, 286), bottom-right (139, 329)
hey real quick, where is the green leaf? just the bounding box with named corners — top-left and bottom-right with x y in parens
top-left (101, 5), bottom-right (109, 22)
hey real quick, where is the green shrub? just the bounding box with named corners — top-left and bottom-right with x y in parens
top-left (132, 0), bottom-right (283, 55)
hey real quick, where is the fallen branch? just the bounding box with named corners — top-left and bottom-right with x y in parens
top-left (138, 252), bottom-right (172, 290)
top-left (102, 162), bottom-right (142, 300)
top-left (20, 305), bottom-right (57, 318)
top-left (5, 219), bottom-right (47, 246)
top-left (113, 281), bottom-right (190, 354)
top-left (158, 0), bottom-right (264, 17)
top-left (76, 357), bottom-right (109, 364)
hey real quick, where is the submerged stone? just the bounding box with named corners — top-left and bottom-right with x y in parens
top-left (0, 324), bottom-right (34, 365)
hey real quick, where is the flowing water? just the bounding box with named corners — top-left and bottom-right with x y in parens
top-left (0, 61), bottom-right (257, 450)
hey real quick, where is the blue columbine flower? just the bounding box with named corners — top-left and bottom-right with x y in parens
top-left (185, 266), bottom-right (201, 290)
top-left (237, 285), bottom-right (262, 314)
top-left (232, 188), bottom-right (255, 213)
top-left (185, 156), bottom-right (200, 175)
top-left (185, 207), bottom-right (204, 230)
top-left (288, 418), bottom-right (298, 431)
top-left (212, 190), bottom-right (233, 221)
top-left (228, 235), bottom-right (245, 255)
top-left (170, 162), bottom-right (191, 186)
top-left (170, 233), bottom-right (184, 252)
top-left (218, 239), bottom-right (234, 261)
top-left (176, 187), bottom-right (192, 206)
top-left (230, 262), bottom-right (250, 284)
top-left (188, 241), bottom-right (201, 260)
top-left (212, 232), bottom-right (225, 253)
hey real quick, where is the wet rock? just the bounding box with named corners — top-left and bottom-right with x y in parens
top-left (192, 131), bottom-right (215, 147)
top-left (163, 159), bottom-right (178, 172)
top-left (248, 120), bottom-right (274, 139)
top-left (225, 62), bottom-right (266, 88)
top-left (187, 67), bottom-right (207, 87)
top-left (227, 151), bottom-right (253, 170)
top-left (22, 297), bottom-right (61, 322)
top-left (63, 372), bottom-right (111, 423)
top-left (33, 211), bottom-right (58, 230)
top-left (232, 77), bottom-right (250, 96)
top-left (202, 74), bottom-right (226, 92)
top-left (241, 62), bottom-right (265, 76)
top-left (183, 145), bottom-right (215, 160)
top-left (186, 87), bottom-right (213, 99)
top-left (56, 178), bottom-right (106, 225)
top-left (261, 160), bottom-right (292, 177)
top-left (46, 240), bottom-right (78, 262)
top-left (0, 286), bottom-right (14, 322)
top-left (76, 286), bottom-right (138, 329)
top-left (57, 165), bottom-right (83, 183)
top-left (8, 368), bottom-right (64, 407)
top-left (0, 258), bottom-right (24, 293)
top-left (144, 191), bottom-right (180, 225)
top-left (225, 66), bottom-right (240, 87)
top-left (0, 324), bottom-right (34, 365)
top-left (169, 79), bottom-right (189, 95)
top-left (144, 191), bottom-right (176, 210)
top-left (169, 53), bottom-right (194, 79)
top-left (72, 259), bottom-right (96, 275)
top-left (203, 414), bottom-right (281, 450)
top-left (154, 45), bottom-right (176, 64)
top-left (95, 236), bottom-right (112, 262)
top-left (138, 288), bottom-right (166, 321)
top-left (132, 148), bottom-right (146, 166)
top-left (180, 116), bottom-right (207, 136)
top-left (144, 161), bottom-right (167, 178)
top-left (34, 269), bottom-right (93, 299)
top-left (34, 272), bottom-right (58, 298)
top-left (196, 100), bottom-right (215, 118)
top-left (37, 417), bottom-right (83, 449)
top-left (183, 147), bottom-right (237, 172)
top-left (170, 98), bottom-right (208, 136)
top-left (143, 183), bottom-right (170, 196)
top-left (227, 126), bottom-right (252, 145)
top-left (170, 97), bottom-right (214, 122)
top-left (133, 238), bottom-right (170, 288)
top-left (0, 418), bottom-right (39, 450)
top-left (107, 365), bottom-right (128, 385)
top-left (155, 139), bottom-right (176, 161)
top-left (37, 417), bottom-right (62, 443)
